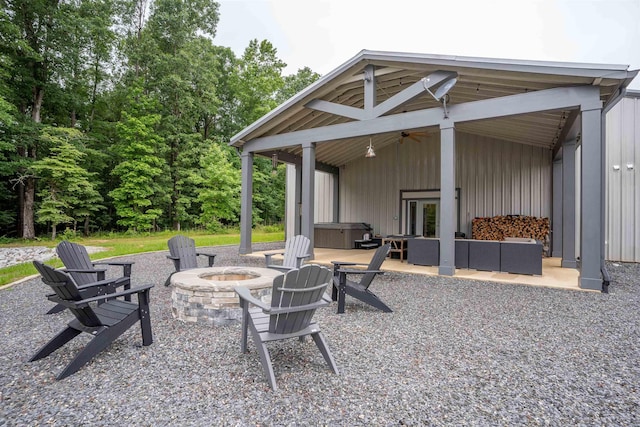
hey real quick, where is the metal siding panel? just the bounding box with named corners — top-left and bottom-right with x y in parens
top-left (338, 132), bottom-right (551, 239)
top-left (606, 101), bottom-right (622, 260)
top-left (605, 96), bottom-right (640, 262)
top-left (314, 171), bottom-right (334, 223)
top-left (635, 97), bottom-right (640, 262)
top-left (621, 99), bottom-right (636, 261)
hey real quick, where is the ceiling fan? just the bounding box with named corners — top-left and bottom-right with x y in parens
top-left (399, 131), bottom-right (429, 144)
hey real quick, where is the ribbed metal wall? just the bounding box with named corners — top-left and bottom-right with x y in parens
top-left (606, 95), bottom-right (640, 262)
top-left (338, 132), bottom-right (552, 237)
top-left (314, 171), bottom-right (335, 222)
top-left (286, 165), bottom-right (336, 239)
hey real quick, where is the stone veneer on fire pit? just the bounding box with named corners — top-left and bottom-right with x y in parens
top-left (170, 266), bottom-right (282, 326)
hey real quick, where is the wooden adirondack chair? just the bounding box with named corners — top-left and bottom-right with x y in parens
top-left (30, 261), bottom-right (154, 380)
top-left (264, 235), bottom-right (311, 272)
top-left (234, 264), bottom-right (339, 390)
top-left (331, 243), bottom-right (392, 314)
top-left (52, 241), bottom-right (133, 313)
top-left (165, 235), bottom-right (217, 286)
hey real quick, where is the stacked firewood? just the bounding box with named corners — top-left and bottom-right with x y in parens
top-left (472, 215), bottom-right (550, 241)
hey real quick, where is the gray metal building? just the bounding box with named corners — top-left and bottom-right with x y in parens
top-left (231, 50), bottom-right (638, 291)
top-left (606, 90), bottom-right (640, 262)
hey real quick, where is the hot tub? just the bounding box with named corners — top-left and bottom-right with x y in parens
top-left (314, 222), bottom-right (371, 249)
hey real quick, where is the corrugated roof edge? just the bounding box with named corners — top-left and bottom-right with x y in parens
top-left (229, 49), bottom-right (638, 147)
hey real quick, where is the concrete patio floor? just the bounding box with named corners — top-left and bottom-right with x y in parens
top-left (245, 247), bottom-right (584, 292)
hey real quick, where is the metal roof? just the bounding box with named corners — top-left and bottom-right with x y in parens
top-left (230, 50), bottom-right (638, 167)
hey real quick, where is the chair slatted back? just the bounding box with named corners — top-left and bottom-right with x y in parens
top-left (360, 243), bottom-right (390, 290)
top-left (281, 235), bottom-right (311, 269)
top-left (33, 261), bottom-right (103, 327)
top-left (168, 235), bottom-right (198, 270)
top-left (56, 241), bottom-right (96, 286)
top-left (269, 265), bottom-right (331, 335)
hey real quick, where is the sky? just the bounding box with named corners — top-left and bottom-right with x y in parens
top-left (214, 0), bottom-right (640, 89)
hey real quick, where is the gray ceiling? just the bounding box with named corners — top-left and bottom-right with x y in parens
top-left (231, 51), bottom-right (637, 168)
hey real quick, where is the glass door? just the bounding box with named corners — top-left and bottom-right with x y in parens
top-left (407, 199), bottom-right (440, 237)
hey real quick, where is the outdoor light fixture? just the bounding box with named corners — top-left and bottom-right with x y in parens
top-left (365, 137), bottom-right (376, 158)
top-left (423, 74), bottom-right (458, 119)
top-left (271, 152), bottom-right (278, 175)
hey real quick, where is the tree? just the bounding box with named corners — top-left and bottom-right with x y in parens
top-left (31, 127), bottom-right (103, 239)
top-left (230, 39), bottom-right (286, 130)
top-left (197, 142), bottom-right (240, 231)
top-left (277, 66), bottom-right (321, 104)
top-left (132, 0), bottom-right (221, 230)
top-left (109, 87), bottom-right (166, 232)
top-left (2, 0), bottom-right (115, 238)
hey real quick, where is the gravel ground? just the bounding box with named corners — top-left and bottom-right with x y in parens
top-left (0, 243), bottom-right (639, 426)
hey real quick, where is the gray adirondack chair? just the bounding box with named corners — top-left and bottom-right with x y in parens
top-left (165, 235), bottom-right (217, 286)
top-left (52, 241), bottom-right (133, 313)
top-left (31, 261), bottom-right (154, 380)
top-left (264, 235), bottom-right (311, 272)
top-left (331, 243), bottom-right (392, 314)
top-left (234, 264), bottom-right (339, 390)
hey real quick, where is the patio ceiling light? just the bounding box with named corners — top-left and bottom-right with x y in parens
top-left (365, 137), bottom-right (376, 158)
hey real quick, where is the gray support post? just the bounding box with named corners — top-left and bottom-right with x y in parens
top-left (294, 161), bottom-right (302, 235)
top-left (439, 123), bottom-right (456, 276)
top-left (561, 139), bottom-right (577, 268)
top-left (363, 64), bottom-right (375, 116)
top-left (239, 151), bottom-right (254, 254)
top-left (332, 172), bottom-right (340, 222)
top-left (301, 143), bottom-right (316, 258)
top-left (580, 106), bottom-right (603, 290)
top-left (552, 158), bottom-right (563, 257)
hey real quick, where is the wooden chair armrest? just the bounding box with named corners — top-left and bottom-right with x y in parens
top-left (75, 277), bottom-right (126, 291)
top-left (267, 265), bottom-right (294, 272)
top-left (93, 261), bottom-right (134, 267)
top-left (196, 252), bottom-right (216, 258)
top-left (337, 268), bottom-right (384, 275)
top-left (234, 286), bottom-right (270, 311)
top-left (330, 261), bottom-right (367, 267)
top-left (264, 252), bottom-right (285, 265)
top-left (269, 299), bottom-right (329, 314)
top-left (49, 284), bottom-right (154, 308)
top-left (263, 250), bottom-right (285, 256)
top-left (73, 283), bottom-right (155, 307)
top-left (63, 267), bottom-right (107, 274)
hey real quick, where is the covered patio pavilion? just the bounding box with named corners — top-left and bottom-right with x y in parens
top-left (230, 50), bottom-right (638, 291)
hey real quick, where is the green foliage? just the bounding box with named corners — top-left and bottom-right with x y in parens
top-left (197, 142), bottom-right (240, 232)
top-left (31, 127), bottom-right (104, 239)
top-left (0, 0), bottom-right (319, 237)
top-left (230, 39), bottom-right (286, 130)
top-left (109, 103), bottom-right (166, 232)
top-left (277, 67), bottom-right (321, 103)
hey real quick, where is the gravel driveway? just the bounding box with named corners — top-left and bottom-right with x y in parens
top-left (1, 242), bottom-right (638, 426)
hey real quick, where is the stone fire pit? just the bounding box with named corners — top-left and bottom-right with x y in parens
top-left (170, 266), bottom-right (282, 326)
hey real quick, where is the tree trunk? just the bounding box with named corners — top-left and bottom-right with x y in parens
top-left (20, 86), bottom-right (45, 239)
top-left (51, 223), bottom-right (57, 240)
top-left (84, 216), bottom-right (90, 237)
top-left (22, 178), bottom-right (36, 239)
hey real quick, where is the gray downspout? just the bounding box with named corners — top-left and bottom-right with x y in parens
top-left (600, 87), bottom-right (627, 293)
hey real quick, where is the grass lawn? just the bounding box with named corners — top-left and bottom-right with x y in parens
top-left (0, 230), bottom-right (284, 287)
